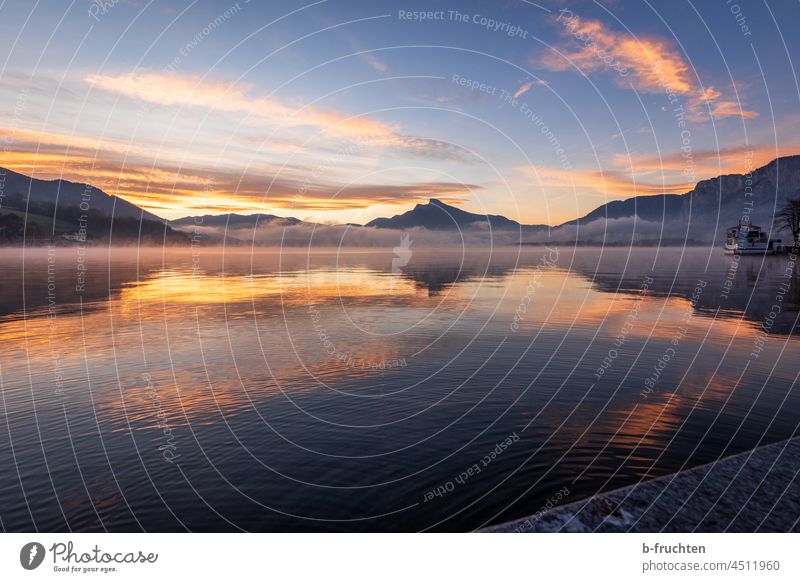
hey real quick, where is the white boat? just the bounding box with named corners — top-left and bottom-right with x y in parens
top-left (724, 224), bottom-right (782, 255)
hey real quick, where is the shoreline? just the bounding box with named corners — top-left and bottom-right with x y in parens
top-left (484, 436), bottom-right (800, 533)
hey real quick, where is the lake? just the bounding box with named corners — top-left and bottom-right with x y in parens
top-left (1, 245), bottom-right (798, 532)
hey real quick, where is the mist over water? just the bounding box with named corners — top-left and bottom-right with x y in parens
top-left (1, 246), bottom-right (798, 531)
top-left (185, 221), bottom-right (537, 247)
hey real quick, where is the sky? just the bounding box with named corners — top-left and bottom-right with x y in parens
top-left (0, 0), bottom-right (798, 224)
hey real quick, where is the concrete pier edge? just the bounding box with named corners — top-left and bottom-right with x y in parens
top-left (482, 435), bottom-right (800, 533)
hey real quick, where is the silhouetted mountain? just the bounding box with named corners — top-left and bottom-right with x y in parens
top-left (0, 167), bottom-right (159, 220)
top-left (681, 155), bottom-right (800, 240)
top-left (562, 194), bottom-right (685, 226)
top-left (365, 198), bottom-right (538, 230)
top-left (171, 213), bottom-right (302, 229)
top-left (554, 155), bottom-right (800, 242)
top-left (0, 167), bottom-right (187, 245)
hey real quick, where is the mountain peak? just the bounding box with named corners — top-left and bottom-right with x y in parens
top-left (413, 198), bottom-right (450, 211)
top-left (367, 197), bottom-right (523, 230)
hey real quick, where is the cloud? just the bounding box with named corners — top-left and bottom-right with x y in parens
top-left (82, 70), bottom-right (482, 165)
top-left (612, 145), bottom-right (785, 179)
top-left (0, 128), bottom-right (481, 218)
top-left (512, 79), bottom-right (548, 99)
top-left (521, 164), bottom-right (684, 198)
top-left (542, 13), bottom-right (757, 120)
top-left (388, 136), bottom-right (480, 163)
top-left (513, 80), bottom-right (535, 99)
top-left (696, 86), bottom-right (758, 120)
top-left (85, 71), bottom-right (400, 142)
top-left (361, 53), bottom-right (389, 74)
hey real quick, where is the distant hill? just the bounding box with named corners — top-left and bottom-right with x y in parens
top-left (365, 198), bottom-right (539, 230)
top-left (0, 167), bottom-right (186, 245)
top-left (561, 194), bottom-right (686, 227)
top-left (171, 213), bottom-right (302, 229)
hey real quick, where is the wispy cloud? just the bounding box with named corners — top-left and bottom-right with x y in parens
top-left (361, 53), bottom-right (389, 74)
top-left (85, 71), bottom-right (400, 141)
top-left (513, 80), bottom-right (535, 99)
top-left (612, 145), bottom-right (784, 179)
top-left (542, 14), bottom-right (757, 120)
top-left (523, 165), bottom-right (681, 198)
top-left (512, 78), bottom-right (547, 99)
top-left (83, 71), bottom-right (480, 164)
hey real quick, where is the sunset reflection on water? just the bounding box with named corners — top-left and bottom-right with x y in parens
top-left (1, 246), bottom-right (798, 531)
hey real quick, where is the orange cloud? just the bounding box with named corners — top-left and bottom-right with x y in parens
top-left (543, 17), bottom-right (691, 94)
top-left (0, 128), bottom-right (479, 219)
top-left (85, 71), bottom-right (400, 142)
top-left (522, 165), bottom-right (682, 198)
top-left (513, 80), bottom-right (535, 99)
top-left (82, 71), bottom-right (479, 165)
top-left (513, 79), bottom-right (548, 99)
top-left (612, 145), bottom-right (784, 179)
top-left (543, 14), bottom-right (757, 120)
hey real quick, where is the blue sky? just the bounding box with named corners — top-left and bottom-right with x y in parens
top-left (1, 0), bottom-right (798, 223)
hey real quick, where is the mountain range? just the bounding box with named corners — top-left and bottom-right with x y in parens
top-left (3, 154), bottom-right (800, 244)
top-left (363, 155), bottom-right (800, 243)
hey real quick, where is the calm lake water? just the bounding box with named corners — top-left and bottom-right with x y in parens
top-left (1, 246), bottom-right (799, 532)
